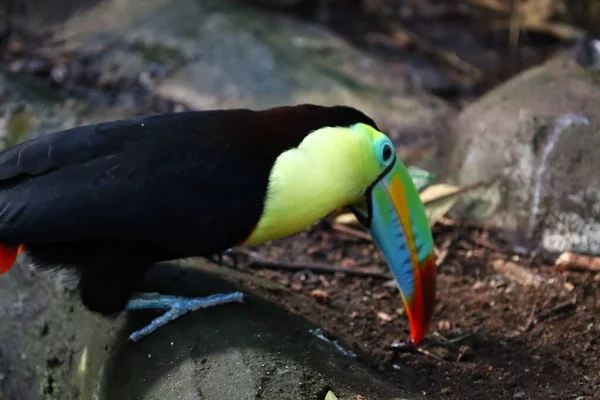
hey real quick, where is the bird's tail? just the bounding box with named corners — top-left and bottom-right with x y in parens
top-left (0, 244), bottom-right (24, 274)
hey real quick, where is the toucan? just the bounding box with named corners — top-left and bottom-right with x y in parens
top-left (0, 104), bottom-right (436, 344)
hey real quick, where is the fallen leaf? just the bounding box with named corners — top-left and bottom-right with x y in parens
top-left (325, 391), bottom-right (339, 400)
top-left (420, 181), bottom-right (489, 227)
top-left (334, 213), bottom-right (361, 227)
top-left (419, 183), bottom-right (465, 227)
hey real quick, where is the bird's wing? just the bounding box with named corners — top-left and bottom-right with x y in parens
top-left (0, 111), bottom-right (276, 255)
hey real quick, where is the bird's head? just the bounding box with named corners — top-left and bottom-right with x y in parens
top-left (245, 105), bottom-right (437, 344)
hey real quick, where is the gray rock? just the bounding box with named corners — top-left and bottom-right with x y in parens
top-left (1, 258), bottom-right (423, 400)
top-left (95, 261), bottom-right (422, 400)
top-left (0, 71), bottom-right (132, 148)
top-left (48, 0), bottom-right (449, 142)
top-left (440, 54), bottom-right (600, 255)
top-left (0, 69), bottom-right (140, 400)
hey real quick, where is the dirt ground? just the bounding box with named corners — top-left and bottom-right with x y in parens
top-left (238, 219), bottom-right (599, 399)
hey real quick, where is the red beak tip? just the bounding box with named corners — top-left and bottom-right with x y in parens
top-left (409, 326), bottom-right (428, 345)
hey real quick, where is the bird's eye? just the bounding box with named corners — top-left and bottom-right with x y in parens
top-left (381, 143), bottom-right (393, 163)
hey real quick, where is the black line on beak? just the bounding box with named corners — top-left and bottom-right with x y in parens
top-left (349, 154), bottom-right (396, 229)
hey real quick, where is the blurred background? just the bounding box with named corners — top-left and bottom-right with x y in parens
top-left (0, 1), bottom-right (599, 400)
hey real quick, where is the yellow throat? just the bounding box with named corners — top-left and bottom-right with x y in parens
top-left (239, 125), bottom-right (376, 246)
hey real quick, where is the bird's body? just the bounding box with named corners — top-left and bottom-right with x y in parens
top-left (0, 104), bottom-right (436, 344)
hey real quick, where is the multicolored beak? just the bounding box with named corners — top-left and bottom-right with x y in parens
top-left (350, 157), bottom-right (436, 344)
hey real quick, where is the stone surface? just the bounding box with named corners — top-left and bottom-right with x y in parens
top-left (439, 53), bottom-right (600, 255)
top-left (1, 257), bottom-right (423, 400)
top-left (0, 72), bottom-right (129, 148)
top-left (93, 261), bottom-right (420, 400)
top-left (0, 69), bottom-right (136, 400)
top-left (44, 0), bottom-right (450, 142)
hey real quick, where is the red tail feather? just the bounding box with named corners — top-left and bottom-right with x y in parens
top-left (0, 244), bottom-right (24, 274)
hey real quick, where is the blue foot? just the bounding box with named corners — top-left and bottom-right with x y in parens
top-left (125, 292), bottom-right (244, 342)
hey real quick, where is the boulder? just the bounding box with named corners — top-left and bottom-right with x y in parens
top-left (0, 70), bottom-right (130, 400)
top-left (2, 256), bottom-right (423, 400)
top-left (35, 0), bottom-right (449, 145)
top-left (439, 52), bottom-right (600, 255)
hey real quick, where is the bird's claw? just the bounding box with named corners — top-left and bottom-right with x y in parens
top-left (125, 292), bottom-right (245, 342)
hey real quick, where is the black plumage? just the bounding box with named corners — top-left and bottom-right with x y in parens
top-left (0, 104), bottom-right (376, 315)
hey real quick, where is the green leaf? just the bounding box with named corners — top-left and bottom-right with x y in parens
top-left (407, 166), bottom-right (436, 192)
top-left (325, 391), bottom-right (339, 400)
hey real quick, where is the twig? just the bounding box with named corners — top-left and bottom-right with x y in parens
top-left (397, 26), bottom-right (482, 79)
top-left (521, 304), bottom-right (537, 333)
top-left (431, 331), bottom-right (471, 345)
top-left (509, 303), bottom-right (538, 337)
top-left (384, 341), bottom-right (445, 361)
top-left (549, 297), bottom-right (578, 316)
top-left (233, 247), bottom-right (391, 279)
top-left (461, 0), bottom-right (511, 14)
top-left (537, 296), bottom-right (577, 323)
top-left (360, 5), bottom-right (483, 80)
top-left (489, 20), bottom-right (585, 41)
top-left (415, 347), bottom-right (445, 361)
top-left (470, 234), bottom-right (500, 251)
top-left (435, 237), bottom-right (453, 267)
top-left (246, 258), bottom-right (392, 280)
top-left (233, 247), bottom-right (263, 260)
top-left (492, 260), bottom-right (543, 288)
top-left (331, 223), bottom-right (372, 241)
top-left (555, 252), bottom-right (600, 273)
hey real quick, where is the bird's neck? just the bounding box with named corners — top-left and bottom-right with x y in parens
top-left (239, 128), bottom-right (365, 247)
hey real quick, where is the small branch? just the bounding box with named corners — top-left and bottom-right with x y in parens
top-left (360, 3), bottom-right (482, 80)
top-left (536, 296), bottom-right (578, 323)
top-left (509, 303), bottom-right (538, 338)
top-left (521, 304), bottom-right (537, 333)
top-left (555, 252), bottom-right (600, 273)
top-left (235, 248), bottom-right (392, 280)
top-left (435, 237), bottom-right (453, 267)
top-left (492, 260), bottom-right (543, 288)
top-left (415, 347), bottom-right (445, 361)
top-left (461, 0), bottom-right (511, 14)
top-left (331, 223), bottom-right (372, 241)
top-left (389, 25), bottom-right (483, 80)
top-left (384, 341), bottom-right (445, 361)
top-left (247, 258), bottom-right (391, 279)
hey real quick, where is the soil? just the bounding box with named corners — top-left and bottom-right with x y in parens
top-left (240, 220), bottom-right (600, 399)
